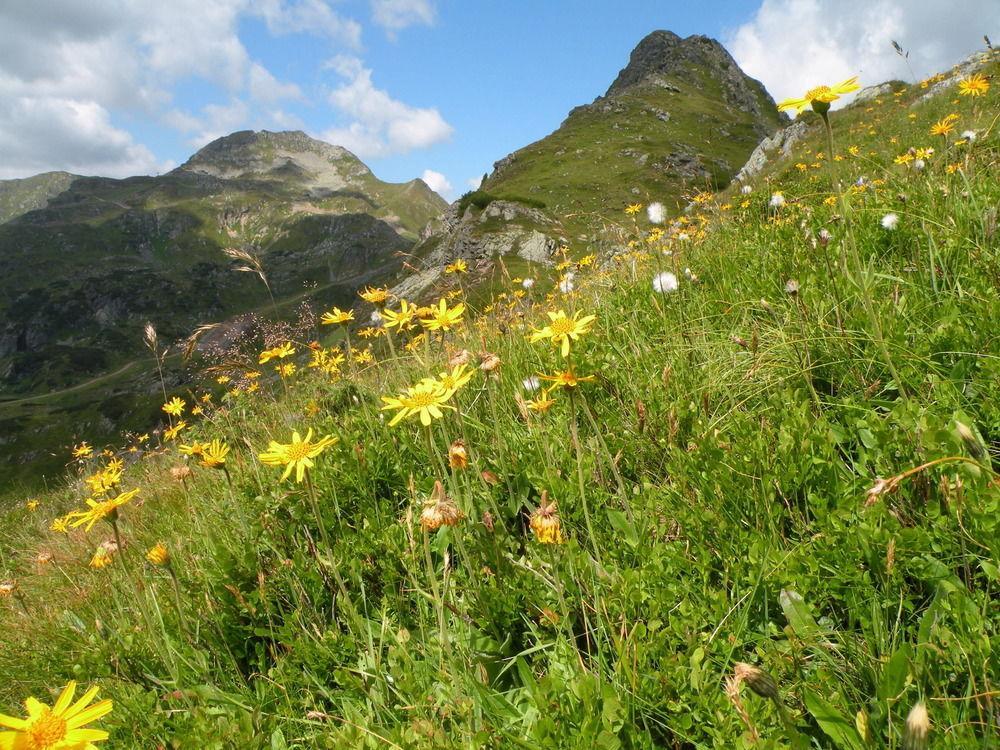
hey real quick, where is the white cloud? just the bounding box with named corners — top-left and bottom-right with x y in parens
top-left (320, 55), bottom-right (453, 158)
top-left (420, 169), bottom-right (453, 198)
top-left (253, 0), bottom-right (362, 47)
top-left (0, 97), bottom-right (163, 178)
top-left (727, 0), bottom-right (998, 111)
top-left (0, 1), bottom-right (359, 178)
top-left (466, 175), bottom-right (484, 190)
top-left (371, 0), bottom-right (436, 34)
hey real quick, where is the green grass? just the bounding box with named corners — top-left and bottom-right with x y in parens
top-left (0, 57), bottom-right (998, 748)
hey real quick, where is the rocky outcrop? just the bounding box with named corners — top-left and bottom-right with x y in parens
top-left (734, 120), bottom-right (809, 184)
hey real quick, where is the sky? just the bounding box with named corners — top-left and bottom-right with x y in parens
top-left (0, 1), bottom-right (996, 197)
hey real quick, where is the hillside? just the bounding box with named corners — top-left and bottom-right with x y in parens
top-left (0, 131), bottom-right (446, 486)
top-left (0, 40), bottom-right (996, 749)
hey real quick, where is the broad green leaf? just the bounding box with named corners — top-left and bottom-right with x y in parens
top-left (804, 690), bottom-right (865, 750)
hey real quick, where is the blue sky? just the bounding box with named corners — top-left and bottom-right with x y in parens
top-left (0, 1), bottom-right (995, 193)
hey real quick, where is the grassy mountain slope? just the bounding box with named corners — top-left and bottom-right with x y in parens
top-left (0, 131), bottom-right (446, 486)
top-left (0, 170), bottom-right (78, 224)
top-left (0, 48), bottom-right (997, 748)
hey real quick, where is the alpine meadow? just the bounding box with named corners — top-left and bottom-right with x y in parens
top-left (1, 13), bottom-right (999, 750)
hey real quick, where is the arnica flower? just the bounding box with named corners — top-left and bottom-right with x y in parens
top-left (276, 362), bottom-right (297, 378)
top-left (84, 465), bottom-right (122, 497)
top-left (178, 442), bottom-right (207, 458)
top-left (359, 285), bottom-right (390, 304)
top-left (90, 544), bottom-right (116, 569)
top-left (320, 307), bottom-right (354, 325)
top-left (529, 310), bottom-right (596, 357)
top-left (420, 298), bottom-right (465, 332)
top-left (420, 480), bottom-right (464, 531)
top-left (652, 271), bottom-right (679, 294)
top-left (258, 429), bottom-right (338, 483)
top-left (525, 394), bottom-right (557, 413)
top-left (444, 258), bottom-right (467, 274)
top-left (146, 543), bottom-right (170, 566)
top-left (382, 299), bottom-right (418, 331)
top-left (426, 364), bottom-right (475, 399)
top-left (957, 73), bottom-right (989, 97)
top-left (72, 443), bottom-right (93, 460)
top-left (199, 439), bottom-right (229, 469)
top-left (539, 369), bottom-right (595, 391)
top-left (26, 500), bottom-right (40, 511)
top-left (776, 77), bottom-right (860, 115)
top-left (624, 203), bottom-right (642, 215)
top-left (162, 397), bottom-right (186, 416)
top-left (381, 380), bottom-right (454, 427)
top-left (448, 440), bottom-right (469, 469)
top-left (929, 113), bottom-right (959, 137)
top-left (163, 421), bottom-right (187, 441)
top-left (50, 516), bottom-right (71, 534)
top-left (258, 342), bottom-right (295, 364)
top-left (0, 680), bottom-right (113, 749)
top-left (529, 492), bottom-right (564, 544)
top-left (67, 488), bottom-right (140, 532)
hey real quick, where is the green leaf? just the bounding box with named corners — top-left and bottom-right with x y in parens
top-left (606, 508), bottom-right (639, 549)
top-left (804, 691), bottom-right (865, 750)
top-left (878, 643), bottom-right (910, 701)
top-left (779, 589), bottom-right (821, 639)
top-left (270, 729), bottom-right (287, 750)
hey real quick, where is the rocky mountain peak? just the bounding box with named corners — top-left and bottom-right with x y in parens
top-left (177, 129), bottom-right (373, 187)
top-left (605, 31), bottom-right (782, 124)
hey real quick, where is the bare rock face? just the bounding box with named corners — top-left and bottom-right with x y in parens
top-left (734, 120), bottom-right (810, 183)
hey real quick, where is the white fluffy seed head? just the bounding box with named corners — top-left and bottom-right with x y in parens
top-left (881, 213), bottom-right (899, 230)
top-left (647, 202), bottom-right (666, 224)
top-left (652, 272), bottom-right (679, 294)
top-left (769, 193), bottom-right (786, 208)
top-left (521, 277), bottom-right (535, 289)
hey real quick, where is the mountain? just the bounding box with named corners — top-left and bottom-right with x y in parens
top-left (399, 31), bottom-right (784, 298)
top-left (0, 131), bottom-right (446, 485)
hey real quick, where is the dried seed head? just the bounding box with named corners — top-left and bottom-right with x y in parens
top-left (955, 421), bottom-right (985, 460)
top-left (529, 491), bottom-right (565, 544)
top-left (420, 480), bottom-right (464, 532)
top-left (448, 440), bottom-right (469, 470)
top-left (733, 662), bottom-right (779, 700)
top-left (170, 465), bottom-right (193, 482)
top-left (902, 702), bottom-right (930, 750)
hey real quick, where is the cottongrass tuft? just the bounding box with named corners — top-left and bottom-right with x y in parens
top-left (652, 272), bottom-right (679, 294)
top-left (522, 277), bottom-right (535, 289)
top-left (769, 192), bottom-right (786, 209)
top-left (647, 202), bottom-right (666, 224)
top-left (902, 702), bottom-right (930, 750)
top-left (558, 272), bottom-right (575, 294)
top-left (881, 212), bottom-right (899, 230)
top-left (522, 376), bottom-right (541, 392)
top-left (740, 184), bottom-right (753, 195)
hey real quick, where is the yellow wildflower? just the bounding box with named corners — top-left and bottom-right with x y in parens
top-left (539, 369), bottom-right (595, 390)
top-left (146, 543), bottom-right (170, 566)
top-left (72, 442), bottom-right (93, 460)
top-left (529, 309), bottom-right (596, 357)
top-left (420, 298), bottom-right (465, 332)
top-left (624, 203), bottom-right (642, 215)
top-left (529, 492), bottom-right (564, 544)
top-left (444, 258), bottom-right (467, 274)
top-left (162, 397), bottom-right (186, 416)
top-left (320, 307), bottom-right (354, 325)
top-left (929, 114), bottom-right (959, 137)
top-left (359, 286), bottom-right (390, 304)
top-left (199, 439), bottom-right (230, 469)
top-left (0, 680), bottom-right (113, 749)
top-left (258, 342), bottom-right (296, 364)
top-left (67, 488), bottom-right (140, 532)
top-left (957, 73), bottom-right (989, 97)
top-left (777, 77), bottom-right (860, 114)
top-left (258, 429), bottom-right (338, 483)
top-left (381, 380), bottom-right (454, 427)
top-left (382, 299), bottom-right (418, 331)
top-left (163, 421), bottom-right (187, 441)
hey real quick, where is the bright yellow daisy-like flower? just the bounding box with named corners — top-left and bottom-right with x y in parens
top-left (275, 362), bottom-right (297, 378)
top-left (957, 73), bottom-right (989, 97)
top-left (381, 380), bottom-right (454, 427)
top-left (146, 543), bottom-right (170, 566)
top-left (529, 309), bottom-right (596, 357)
top-left (178, 441), bottom-right (207, 457)
top-left (50, 516), bottom-right (71, 534)
top-left (419, 298), bottom-right (465, 332)
top-left (0, 680), bottom-right (114, 750)
top-left (67, 488), bottom-right (140, 532)
top-left (199, 439), bottom-right (230, 469)
top-left (525, 394), bottom-right (557, 413)
top-left (359, 286), bottom-right (390, 304)
top-left (776, 76), bottom-right (860, 115)
top-left (353, 348), bottom-right (375, 365)
top-left (90, 545), bottom-right (116, 569)
top-left (162, 397), bottom-right (186, 416)
top-left (72, 442), bottom-right (94, 460)
top-left (539, 369), bottom-right (595, 391)
top-left (84, 465), bottom-right (123, 497)
top-left (258, 342), bottom-right (296, 364)
top-left (382, 299), bottom-right (418, 331)
top-left (444, 258), bottom-right (467, 274)
top-left (163, 421), bottom-right (187, 442)
top-left (258, 429), bottom-right (338, 483)
top-left (624, 203), bottom-right (642, 215)
top-left (320, 307), bottom-right (354, 325)
top-left (929, 113), bottom-right (959, 136)
top-left (423, 364), bottom-right (475, 399)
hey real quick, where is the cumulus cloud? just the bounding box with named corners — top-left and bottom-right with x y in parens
top-left (727, 0), bottom-right (998, 110)
top-left (420, 169), bottom-right (453, 198)
top-left (371, 0), bottom-right (436, 34)
top-left (0, 1), bottom-right (351, 177)
top-left (466, 175), bottom-right (484, 190)
top-left (320, 55), bottom-right (453, 158)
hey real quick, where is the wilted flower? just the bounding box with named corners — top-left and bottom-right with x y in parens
top-left (479, 352), bottom-right (501, 373)
top-left (959, 130), bottom-right (977, 143)
top-left (733, 662), bottom-right (780, 700)
top-left (557, 272), bottom-right (575, 294)
top-left (784, 279), bottom-right (800, 295)
top-left (420, 480), bottom-right (464, 531)
top-left (448, 440), bottom-right (469, 469)
top-left (529, 491), bottom-right (564, 544)
top-left (170, 465), bottom-right (193, 482)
